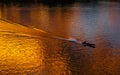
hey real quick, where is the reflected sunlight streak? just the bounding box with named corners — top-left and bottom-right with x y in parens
top-left (0, 31), bottom-right (45, 74)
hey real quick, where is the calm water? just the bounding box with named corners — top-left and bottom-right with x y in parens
top-left (0, 2), bottom-right (120, 75)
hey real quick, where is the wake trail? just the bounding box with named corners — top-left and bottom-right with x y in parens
top-left (0, 19), bottom-right (95, 48)
top-left (0, 19), bottom-right (82, 43)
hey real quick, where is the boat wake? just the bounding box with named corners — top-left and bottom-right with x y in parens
top-left (0, 19), bottom-right (95, 48)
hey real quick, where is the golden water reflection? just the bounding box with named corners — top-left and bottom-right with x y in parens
top-left (0, 20), bottom-right (72, 75)
top-left (0, 31), bottom-right (72, 75)
top-left (0, 32), bottom-right (44, 74)
top-left (0, 2), bottom-right (120, 75)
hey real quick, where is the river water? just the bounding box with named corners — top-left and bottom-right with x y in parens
top-left (0, 2), bottom-right (120, 75)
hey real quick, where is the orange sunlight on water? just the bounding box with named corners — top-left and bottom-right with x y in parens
top-left (0, 31), bottom-right (45, 74)
top-left (0, 2), bottom-right (120, 75)
top-left (0, 20), bottom-right (71, 75)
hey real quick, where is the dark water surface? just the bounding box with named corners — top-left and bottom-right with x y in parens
top-left (0, 2), bottom-right (120, 75)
